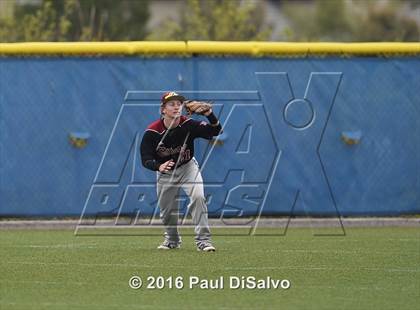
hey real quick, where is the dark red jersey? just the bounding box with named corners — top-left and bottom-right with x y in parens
top-left (140, 113), bottom-right (222, 171)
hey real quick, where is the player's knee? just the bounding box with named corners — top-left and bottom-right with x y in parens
top-left (190, 191), bottom-right (205, 202)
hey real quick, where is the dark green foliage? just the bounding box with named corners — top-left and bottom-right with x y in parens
top-left (0, 0), bottom-right (150, 42)
top-left (147, 0), bottom-right (272, 41)
top-left (282, 0), bottom-right (419, 42)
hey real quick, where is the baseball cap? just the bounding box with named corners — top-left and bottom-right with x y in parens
top-left (161, 91), bottom-right (185, 105)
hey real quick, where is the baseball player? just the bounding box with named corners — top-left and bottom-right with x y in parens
top-left (140, 91), bottom-right (222, 252)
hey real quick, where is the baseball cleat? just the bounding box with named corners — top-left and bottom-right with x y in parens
top-left (197, 242), bottom-right (216, 252)
top-left (157, 240), bottom-right (181, 250)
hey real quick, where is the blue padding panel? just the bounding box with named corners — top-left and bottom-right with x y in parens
top-left (0, 57), bottom-right (418, 216)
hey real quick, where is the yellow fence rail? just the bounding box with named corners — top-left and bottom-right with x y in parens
top-left (0, 41), bottom-right (419, 56)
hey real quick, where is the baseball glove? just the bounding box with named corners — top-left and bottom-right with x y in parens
top-left (184, 100), bottom-right (212, 115)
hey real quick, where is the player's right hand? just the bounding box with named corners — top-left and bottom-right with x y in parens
top-left (159, 160), bottom-right (175, 173)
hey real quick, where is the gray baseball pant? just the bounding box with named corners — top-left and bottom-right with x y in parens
top-left (156, 158), bottom-right (211, 245)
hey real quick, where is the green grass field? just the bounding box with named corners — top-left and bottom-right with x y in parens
top-left (1, 227), bottom-right (419, 310)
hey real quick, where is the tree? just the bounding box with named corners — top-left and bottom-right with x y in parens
top-left (0, 0), bottom-right (150, 42)
top-left (281, 0), bottom-right (419, 42)
top-left (58, 0), bottom-right (151, 41)
top-left (352, 1), bottom-right (420, 41)
top-left (147, 0), bottom-right (272, 41)
top-left (315, 0), bottom-right (352, 40)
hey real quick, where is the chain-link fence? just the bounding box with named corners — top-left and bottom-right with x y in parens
top-left (0, 56), bottom-right (419, 219)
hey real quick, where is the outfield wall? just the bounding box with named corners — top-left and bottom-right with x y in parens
top-left (0, 43), bottom-right (419, 217)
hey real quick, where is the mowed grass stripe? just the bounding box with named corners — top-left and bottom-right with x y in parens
top-left (1, 227), bottom-right (419, 310)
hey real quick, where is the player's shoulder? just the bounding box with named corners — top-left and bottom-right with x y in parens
top-left (145, 116), bottom-right (192, 134)
top-left (145, 119), bottom-right (165, 134)
top-left (184, 117), bottom-right (207, 127)
top-left (179, 115), bottom-right (193, 126)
